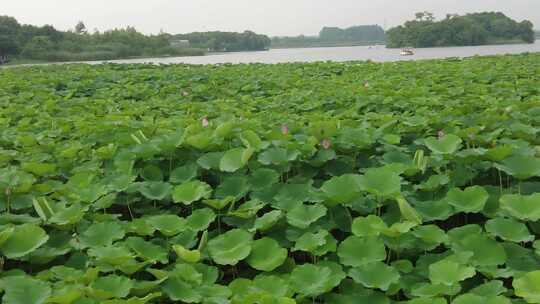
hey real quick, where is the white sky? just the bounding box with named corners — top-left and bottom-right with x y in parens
top-left (2, 0), bottom-right (539, 36)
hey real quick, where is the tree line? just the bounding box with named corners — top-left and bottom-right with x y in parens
top-left (173, 31), bottom-right (271, 52)
top-left (386, 12), bottom-right (535, 48)
top-left (271, 25), bottom-right (386, 48)
top-left (0, 16), bottom-right (271, 63)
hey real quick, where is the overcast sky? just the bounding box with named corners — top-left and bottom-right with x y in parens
top-left (2, 0), bottom-right (539, 36)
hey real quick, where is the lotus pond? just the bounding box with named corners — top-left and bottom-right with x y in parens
top-left (1, 53), bottom-right (540, 304)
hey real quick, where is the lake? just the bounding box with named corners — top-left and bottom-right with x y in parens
top-left (102, 41), bottom-right (540, 65)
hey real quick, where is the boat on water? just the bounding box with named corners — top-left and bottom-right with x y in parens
top-left (400, 48), bottom-right (415, 56)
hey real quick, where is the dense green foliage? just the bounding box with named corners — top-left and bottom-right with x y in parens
top-left (1, 53), bottom-right (540, 304)
top-left (173, 31), bottom-right (271, 52)
top-left (387, 12), bottom-right (535, 48)
top-left (272, 25), bottom-right (385, 48)
top-left (0, 16), bottom-right (205, 62)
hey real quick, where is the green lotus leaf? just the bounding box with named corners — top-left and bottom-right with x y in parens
top-left (125, 237), bottom-right (168, 263)
top-left (79, 221), bottom-right (125, 248)
top-left (414, 199), bottom-right (454, 221)
top-left (320, 174), bottom-right (362, 205)
top-left (240, 130), bottom-right (263, 150)
top-left (348, 262), bottom-right (400, 291)
top-left (91, 275), bottom-right (133, 300)
top-left (411, 282), bottom-right (461, 298)
top-left (208, 229), bottom-right (253, 265)
top-left (425, 134), bottom-right (462, 154)
top-left (186, 131), bottom-right (213, 150)
top-left (187, 208), bottom-right (216, 231)
top-left (137, 181), bottom-right (172, 201)
top-left (382, 221), bottom-right (418, 237)
top-left (169, 163), bottom-right (198, 184)
top-left (406, 298), bottom-right (447, 304)
top-left (513, 270), bottom-right (540, 303)
top-left (250, 168), bottom-right (280, 190)
top-left (286, 203), bottom-right (327, 229)
top-left (316, 261), bottom-right (346, 292)
top-left (140, 164), bottom-right (163, 181)
top-left (500, 194), bottom-right (540, 221)
top-left (172, 180), bottom-right (212, 205)
top-left (247, 237), bottom-right (287, 271)
top-left (470, 280), bottom-right (507, 297)
top-left (0, 224), bottom-right (49, 258)
top-left (290, 264), bottom-right (336, 297)
top-left (396, 196), bottom-right (423, 224)
top-left (203, 196), bottom-right (235, 210)
top-left (258, 147), bottom-right (299, 165)
top-left (252, 210), bottom-right (283, 231)
top-left (215, 176), bottom-right (250, 200)
top-left (485, 217), bottom-right (534, 243)
top-left (429, 259), bottom-right (476, 286)
top-left (219, 147), bottom-right (253, 172)
top-left (252, 275), bottom-right (290, 297)
top-left (88, 245), bottom-right (134, 266)
top-left (451, 294), bottom-right (511, 304)
top-left (170, 263), bottom-right (203, 285)
top-left (0, 225), bottom-right (14, 247)
top-left (197, 151), bottom-right (224, 170)
top-left (338, 236), bottom-right (386, 267)
top-left (46, 284), bottom-right (84, 304)
top-left (229, 199), bottom-right (266, 219)
top-left (2, 276), bottom-right (51, 304)
top-left (351, 215), bottom-right (388, 237)
top-left (412, 225), bottom-right (449, 249)
top-left (357, 167), bottom-right (402, 198)
top-left (173, 245), bottom-right (201, 263)
top-left (449, 232), bottom-right (507, 266)
top-left (446, 186), bottom-right (489, 213)
top-left (495, 155), bottom-right (540, 180)
top-left (146, 214), bottom-right (187, 236)
top-left (21, 162), bottom-right (57, 176)
top-left (293, 229), bottom-right (328, 252)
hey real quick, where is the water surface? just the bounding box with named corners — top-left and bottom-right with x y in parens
top-left (101, 41), bottom-right (540, 65)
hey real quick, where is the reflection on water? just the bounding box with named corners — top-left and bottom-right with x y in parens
top-left (14, 41), bottom-right (540, 67)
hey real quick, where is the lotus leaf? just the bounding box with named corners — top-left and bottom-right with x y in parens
top-left (0, 224), bottom-right (49, 258)
top-left (219, 147), bottom-right (253, 172)
top-left (351, 215), bottom-right (388, 237)
top-left (290, 264), bottom-right (338, 297)
top-left (250, 168), bottom-right (280, 190)
top-left (187, 208), bottom-right (216, 231)
top-left (429, 259), bottom-right (476, 286)
top-left (513, 271), bottom-right (540, 303)
top-left (425, 134), bottom-right (462, 154)
top-left (500, 194), bottom-right (540, 221)
top-left (357, 167), bottom-right (402, 198)
top-left (348, 262), bottom-right (400, 291)
top-left (125, 237), bottom-right (168, 263)
top-left (169, 164), bottom-right (198, 184)
top-left (208, 229), bottom-right (253, 265)
top-left (247, 237), bottom-right (287, 271)
top-left (495, 156), bottom-right (540, 180)
top-left (252, 210), bottom-right (283, 231)
top-left (446, 186), bottom-right (489, 213)
top-left (485, 217), bottom-right (534, 243)
top-left (320, 174), bottom-right (362, 205)
top-left (91, 275), bottom-right (133, 299)
top-left (1, 276), bottom-right (52, 304)
top-left (172, 180), bottom-right (212, 205)
top-left (338, 236), bottom-right (386, 267)
top-left (146, 214), bottom-right (187, 236)
top-left (286, 203), bottom-right (327, 228)
top-left (451, 294), bottom-right (511, 304)
top-left (137, 181), bottom-right (172, 201)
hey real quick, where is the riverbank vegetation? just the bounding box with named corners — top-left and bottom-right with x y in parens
top-left (387, 12), bottom-right (535, 48)
top-left (0, 16), bottom-right (271, 63)
top-left (271, 25), bottom-right (385, 48)
top-left (1, 53), bottom-right (540, 303)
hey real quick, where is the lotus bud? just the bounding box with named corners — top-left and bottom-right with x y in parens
top-left (181, 91), bottom-right (189, 97)
top-left (201, 117), bottom-right (209, 128)
top-left (4, 187), bottom-right (11, 197)
top-left (281, 124), bottom-right (289, 136)
top-left (437, 130), bottom-right (445, 139)
top-left (363, 81), bottom-right (370, 88)
top-left (321, 139), bottom-right (331, 150)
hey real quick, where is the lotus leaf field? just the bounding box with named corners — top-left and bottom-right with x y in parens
top-left (1, 53), bottom-right (540, 304)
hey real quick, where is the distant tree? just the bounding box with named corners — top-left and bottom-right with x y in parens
top-left (75, 21), bottom-right (87, 34)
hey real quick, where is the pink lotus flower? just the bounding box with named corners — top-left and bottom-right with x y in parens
top-left (437, 130), bottom-right (445, 139)
top-left (201, 117), bottom-right (209, 128)
top-left (281, 124), bottom-right (289, 136)
top-left (321, 139), bottom-right (331, 150)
